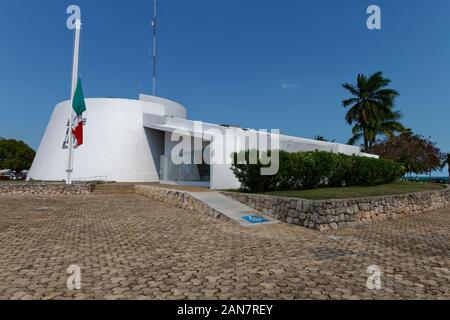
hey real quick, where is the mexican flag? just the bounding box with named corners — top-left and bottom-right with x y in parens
top-left (71, 78), bottom-right (87, 148)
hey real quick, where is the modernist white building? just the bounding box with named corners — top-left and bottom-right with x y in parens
top-left (29, 95), bottom-right (370, 189)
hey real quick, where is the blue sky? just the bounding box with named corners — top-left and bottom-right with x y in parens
top-left (1, 0), bottom-right (449, 173)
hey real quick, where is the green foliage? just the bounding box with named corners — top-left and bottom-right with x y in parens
top-left (0, 139), bottom-right (36, 172)
top-left (369, 131), bottom-right (444, 175)
top-left (232, 150), bottom-right (279, 192)
top-left (342, 156), bottom-right (405, 187)
top-left (313, 135), bottom-right (336, 143)
top-left (441, 153), bottom-right (449, 180)
top-left (231, 150), bottom-right (404, 193)
top-left (342, 72), bottom-right (405, 150)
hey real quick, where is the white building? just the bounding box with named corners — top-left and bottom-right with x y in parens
top-left (29, 95), bottom-right (372, 189)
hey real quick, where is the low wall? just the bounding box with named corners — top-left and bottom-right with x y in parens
top-left (222, 186), bottom-right (450, 231)
top-left (135, 185), bottom-right (224, 220)
top-left (0, 183), bottom-right (95, 196)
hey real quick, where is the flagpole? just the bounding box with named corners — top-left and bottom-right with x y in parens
top-left (66, 19), bottom-right (81, 185)
top-left (152, 0), bottom-right (157, 96)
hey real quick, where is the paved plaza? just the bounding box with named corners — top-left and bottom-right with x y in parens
top-left (0, 193), bottom-right (449, 300)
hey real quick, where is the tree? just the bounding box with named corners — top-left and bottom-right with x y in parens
top-left (369, 131), bottom-right (444, 175)
top-left (441, 153), bottom-right (450, 181)
top-left (0, 139), bottom-right (36, 172)
top-left (313, 135), bottom-right (336, 143)
top-left (342, 72), bottom-right (405, 150)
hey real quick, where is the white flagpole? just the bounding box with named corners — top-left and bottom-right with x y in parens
top-left (152, 0), bottom-right (157, 96)
top-left (66, 19), bottom-right (82, 185)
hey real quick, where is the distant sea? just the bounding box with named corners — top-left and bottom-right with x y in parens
top-left (405, 176), bottom-right (449, 183)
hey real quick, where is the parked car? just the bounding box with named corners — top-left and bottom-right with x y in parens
top-left (0, 170), bottom-right (18, 181)
top-left (16, 171), bottom-right (28, 180)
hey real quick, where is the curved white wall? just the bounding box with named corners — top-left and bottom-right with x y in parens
top-left (29, 97), bottom-right (187, 182)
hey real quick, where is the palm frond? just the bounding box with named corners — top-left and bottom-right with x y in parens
top-left (341, 71), bottom-right (403, 150)
top-left (342, 97), bottom-right (359, 108)
top-left (341, 83), bottom-right (360, 100)
top-left (347, 133), bottom-right (363, 146)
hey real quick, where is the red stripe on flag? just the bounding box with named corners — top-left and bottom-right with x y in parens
top-left (73, 122), bottom-right (84, 147)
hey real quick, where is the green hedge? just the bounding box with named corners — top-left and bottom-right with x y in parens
top-left (231, 151), bottom-right (405, 192)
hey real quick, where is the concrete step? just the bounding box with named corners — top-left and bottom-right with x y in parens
top-left (189, 192), bottom-right (279, 227)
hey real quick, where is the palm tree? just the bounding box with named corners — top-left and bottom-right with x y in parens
top-left (441, 153), bottom-right (450, 182)
top-left (342, 72), bottom-right (405, 150)
top-left (314, 135), bottom-right (336, 143)
top-left (447, 154), bottom-right (450, 182)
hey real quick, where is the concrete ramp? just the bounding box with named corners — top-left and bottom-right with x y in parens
top-left (189, 192), bottom-right (279, 227)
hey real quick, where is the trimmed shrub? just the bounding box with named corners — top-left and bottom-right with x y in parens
top-left (231, 150), bottom-right (404, 192)
top-left (231, 150), bottom-right (279, 192)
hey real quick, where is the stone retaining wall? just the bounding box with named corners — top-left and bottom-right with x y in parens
top-left (135, 185), bottom-right (224, 220)
top-left (222, 186), bottom-right (450, 231)
top-left (0, 183), bottom-right (95, 196)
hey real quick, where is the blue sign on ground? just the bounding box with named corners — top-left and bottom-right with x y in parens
top-left (242, 215), bottom-right (269, 224)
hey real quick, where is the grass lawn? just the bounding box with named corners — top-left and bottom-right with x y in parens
top-left (259, 182), bottom-right (447, 200)
top-left (0, 180), bottom-right (65, 185)
top-left (0, 180), bottom-right (27, 184)
top-left (0, 180), bottom-right (39, 184)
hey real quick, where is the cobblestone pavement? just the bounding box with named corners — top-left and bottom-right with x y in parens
top-left (0, 194), bottom-right (449, 300)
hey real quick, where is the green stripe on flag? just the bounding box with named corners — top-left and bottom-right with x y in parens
top-left (73, 78), bottom-right (86, 116)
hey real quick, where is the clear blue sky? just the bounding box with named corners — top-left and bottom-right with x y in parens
top-left (1, 0), bottom-right (449, 169)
